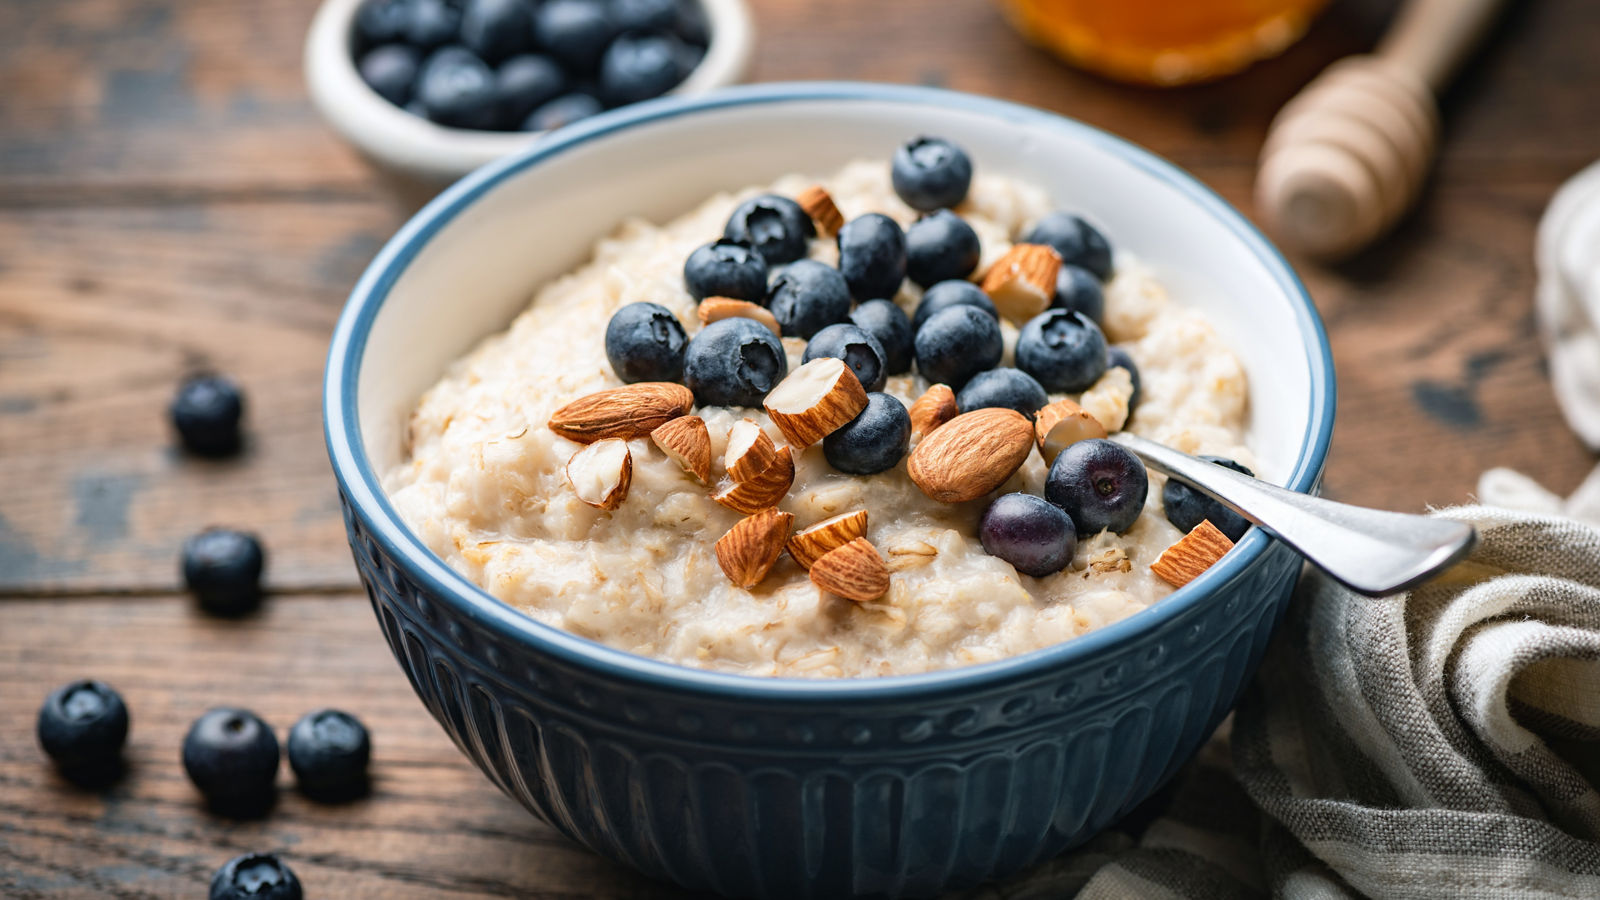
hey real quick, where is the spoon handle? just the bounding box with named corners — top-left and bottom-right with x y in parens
top-left (1115, 434), bottom-right (1476, 597)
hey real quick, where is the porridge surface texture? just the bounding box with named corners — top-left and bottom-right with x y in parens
top-left (385, 160), bottom-right (1254, 678)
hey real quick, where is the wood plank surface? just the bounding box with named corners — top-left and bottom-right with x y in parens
top-left (2, 0), bottom-right (1599, 895)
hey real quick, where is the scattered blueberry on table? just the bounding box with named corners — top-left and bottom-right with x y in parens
top-left (182, 528), bottom-right (266, 617)
top-left (354, 0), bottom-right (709, 132)
top-left (182, 707), bottom-right (281, 815)
top-left (1045, 438), bottom-right (1149, 537)
top-left (36, 680), bottom-right (130, 781)
top-left (1163, 456), bottom-right (1255, 541)
top-left (209, 853), bottom-right (303, 900)
top-left (288, 709), bottom-right (373, 801)
top-left (171, 373), bottom-right (245, 457)
top-left (980, 493), bottom-right (1078, 577)
top-left (823, 392), bottom-right (911, 475)
top-left (803, 323), bottom-right (889, 393)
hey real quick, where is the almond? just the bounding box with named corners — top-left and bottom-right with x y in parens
top-left (797, 184), bottom-right (844, 236)
top-left (909, 384), bottom-right (959, 437)
top-left (787, 509), bottom-right (869, 569)
top-left (712, 445), bottom-right (795, 514)
top-left (716, 508), bottom-right (794, 588)
top-left (1035, 398), bottom-right (1108, 464)
top-left (564, 439), bottom-right (632, 510)
top-left (763, 357), bottom-right (869, 448)
top-left (698, 297), bottom-right (781, 337)
top-left (809, 537), bottom-right (889, 602)
top-left (1150, 520), bottom-right (1235, 588)
top-left (1086, 546), bottom-right (1131, 575)
top-left (906, 407), bottom-right (1034, 502)
top-left (981, 243), bottom-right (1062, 323)
top-left (650, 415), bottom-right (711, 483)
top-left (548, 382), bottom-right (694, 443)
top-left (725, 417), bottom-right (779, 481)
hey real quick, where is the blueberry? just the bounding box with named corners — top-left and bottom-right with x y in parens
top-left (723, 194), bottom-right (815, 265)
top-left (36, 680), bottom-right (129, 776)
top-left (836, 213), bottom-right (907, 302)
top-left (603, 302), bottom-right (687, 383)
top-left (684, 238), bottom-right (767, 303)
top-left (535, 0), bottom-right (618, 72)
top-left (980, 493), bottom-right (1077, 577)
top-left (891, 136), bottom-right (973, 212)
top-left (183, 707), bottom-right (280, 814)
top-left (288, 709), bottom-right (371, 800)
top-left (612, 0), bottom-right (679, 31)
top-left (911, 279), bottom-right (996, 333)
top-left (1163, 456), bottom-right (1254, 542)
top-left (416, 46), bottom-right (499, 129)
top-left (682, 317), bottom-right (787, 407)
top-left (673, 0), bottom-right (710, 45)
top-left (956, 367), bottom-right (1048, 419)
top-left (495, 54), bottom-right (567, 124)
top-left (766, 259), bottom-right (850, 339)
top-left (460, 0), bottom-right (534, 64)
top-left (848, 299), bottom-right (913, 375)
top-left (522, 92), bottom-right (603, 130)
top-left (599, 32), bottom-right (687, 105)
top-left (1052, 264), bottom-right (1104, 325)
top-left (1023, 212), bottom-right (1113, 281)
top-left (905, 209), bottom-right (980, 288)
top-left (182, 528), bottom-right (266, 617)
top-left (210, 853), bottom-right (303, 900)
top-left (403, 0), bottom-right (461, 48)
top-left (1015, 309), bottom-right (1108, 393)
top-left (823, 392), bottom-right (911, 475)
top-left (171, 373), bottom-right (245, 456)
top-left (355, 0), bottom-right (410, 49)
top-left (913, 304), bottom-right (1002, 389)
top-left (1106, 345), bottom-right (1141, 416)
top-left (803, 323), bottom-right (887, 392)
top-left (357, 44), bottom-right (420, 106)
top-left (1045, 438), bottom-right (1148, 537)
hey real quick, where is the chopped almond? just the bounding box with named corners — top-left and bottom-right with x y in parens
top-left (725, 418), bottom-right (779, 481)
top-left (651, 415), bottom-right (711, 483)
top-left (564, 439), bottom-right (632, 510)
top-left (981, 243), bottom-right (1061, 323)
top-left (809, 538), bottom-right (890, 602)
top-left (1150, 520), bottom-right (1235, 588)
top-left (712, 445), bottom-right (795, 514)
top-left (699, 298), bottom-right (781, 337)
top-left (1035, 399), bottom-right (1108, 465)
top-left (797, 185), bottom-right (844, 236)
top-left (909, 384), bottom-right (959, 437)
top-left (787, 510), bottom-right (869, 569)
top-left (763, 357), bottom-right (869, 448)
top-left (716, 508), bottom-right (794, 588)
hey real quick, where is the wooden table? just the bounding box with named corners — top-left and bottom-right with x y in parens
top-left (2, 0), bottom-right (1596, 895)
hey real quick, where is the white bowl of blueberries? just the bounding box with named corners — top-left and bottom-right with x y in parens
top-left (305, 0), bottom-right (753, 187)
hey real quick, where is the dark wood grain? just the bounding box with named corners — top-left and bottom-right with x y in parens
top-left (2, 0), bottom-right (1598, 895)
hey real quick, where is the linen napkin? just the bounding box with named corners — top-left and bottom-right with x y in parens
top-left (957, 165), bottom-right (1600, 899)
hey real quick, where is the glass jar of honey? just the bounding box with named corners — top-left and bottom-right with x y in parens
top-left (995, 0), bottom-right (1332, 86)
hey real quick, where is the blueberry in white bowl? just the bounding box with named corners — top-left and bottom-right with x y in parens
top-left (358, 43), bottom-right (420, 105)
top-left (1015, 308), bottom-right (1108, 393)
top-left (494, 54), bottom-right (567, 125)
top-left (724, 194), bottom-right (814, 266)
top-left (683, 237), bottom-right (766, 303)
top-left (823, 392), bottom-right (911, 475)
top-left (1046, 438), bottom-right (1149, 537)
top-left (980, 493), bottom-right (1077, 577)
top-left (604, 301), bottom-right (687, 383)
top-left (836, 213), bottom-right (906, 302)
top-left (766, 259), bottom-right (849, 338)
top-left (1163, 456), bottom-right (1254, 541)
top-left (912, 279), bottom-right (995, 333)
top-left (956, 367), bottom-right (1049, 419)
top-left (535, 0), bottom-right (619, 72)
top-left (601, 33), bottom-right (690, 106)
top-left (803, 323), bottom-right (888, 392)
top-left (905, 209), bottom-right (980, 288)
top-left (524, 92), bottom-right (604, 131)
top-left (847, 298), bottom-right (914, 375)
top-left (891, 135), bottom-right (973, 211)
top-left (914, 303), bottom-right (1002, 389)
top-left (1052, 263), bottom-right (1105, 324)
top-left (415, 45), bottom-right (499, 129)
top-left (682, 316), bottom-right (786, 407)
top-left (460, 0), bottom-right (534, 64)
top-left (1024, 211), bottom-right (1114, 281)
top-left (1106, 344), bottom-right (1142, 415)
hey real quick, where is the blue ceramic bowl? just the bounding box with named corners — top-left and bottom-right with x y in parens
top-left (325, 83), bottom-right (1334, 899)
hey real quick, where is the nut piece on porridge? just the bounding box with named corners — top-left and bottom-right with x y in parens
top-left (907, 407), bottom-right (1034, 502)
top-left (1151, 520), bottom-right (1235, 588)
top-left (909, 384), bottom-right (959, 437)
top-left (713, 445), bottom-right (795, 514)
top-left (787, 510), bottom-right (869, 570)
top-left (564, 439), bottom-right (632, 510)
top-left (697, 297), bottom-right (781, 337)
top-left (796, 184), bottom-right (844, 236)
top-left (764, 357), bottom-right (870, 449)
top-left (548, 382), bottom-right (693, 443)
top-left (981, 243), bottom-right (1061, 324)
top-left (650, 415), bottom-right (711, 483)
top-left (725, 418), bottom-right (781, 481)
top-left (808, 537), bottom-right (890, 602)
top-left (1035, 398), bottom-right (1109, 465)
top-left (716, 508), bottom-right (794, 588)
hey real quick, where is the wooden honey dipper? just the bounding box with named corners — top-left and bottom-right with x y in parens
top-left (1256, 0), bottom-right (1508, 259)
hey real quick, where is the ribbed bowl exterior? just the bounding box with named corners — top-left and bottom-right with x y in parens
top-left (343, 491), bottom-right (1301, 899)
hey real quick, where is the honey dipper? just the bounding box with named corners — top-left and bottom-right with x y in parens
top-left (1256, 0), bottom-right (1509, 259)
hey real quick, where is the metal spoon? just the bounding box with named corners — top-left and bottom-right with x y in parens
top-left (1114, 433), bottom-right (1476, 597)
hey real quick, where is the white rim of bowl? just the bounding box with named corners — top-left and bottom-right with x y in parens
top-left (303, 0), bottom-right (755, 182)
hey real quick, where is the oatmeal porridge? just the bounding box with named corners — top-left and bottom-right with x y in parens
top-left (385, 143), bottom-right (1255, 678)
